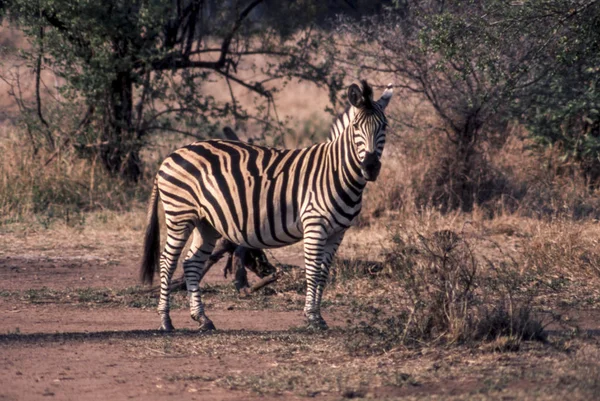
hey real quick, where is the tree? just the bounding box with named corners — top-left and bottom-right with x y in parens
top-left (339, 0), bottom-right (595, 211)
top-left (514, 1), bottom-right (600, 186)
top-left (1, 0), bottom-right (345, 181)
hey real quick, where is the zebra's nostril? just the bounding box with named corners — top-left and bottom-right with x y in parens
top-left (360, 152), bottom-right (381, 181)
top-left (361, 152), bottom-right (380, 170)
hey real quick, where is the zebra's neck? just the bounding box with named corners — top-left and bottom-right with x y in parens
top-left (326, 105), bottom-right (364, 185)
top-left (324, 120), bottom-right (366, 199)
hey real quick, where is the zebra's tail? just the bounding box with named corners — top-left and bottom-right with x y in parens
top-left (140, 177), bottom-right (160, 285)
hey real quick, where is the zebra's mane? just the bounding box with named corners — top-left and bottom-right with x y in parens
top-left (328, 105), bottom-right (355, 142)
top-left (328, 81), bottom-right (375, 142)
top-left (360, 80), bottom-right (374, 110)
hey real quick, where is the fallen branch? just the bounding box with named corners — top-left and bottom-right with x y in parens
top-left (249, 272), bottom-right (281, 293)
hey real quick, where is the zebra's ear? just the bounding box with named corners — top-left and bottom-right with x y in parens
top-left (376, 83), bottom-right (393, 110)
top-left (348, 84), bottom-right (363, 108)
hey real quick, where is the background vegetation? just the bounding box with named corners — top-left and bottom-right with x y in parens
top-left (1, 0), bottom-right (600, 347)
top-left (1, 0), bottom-right (598, 218)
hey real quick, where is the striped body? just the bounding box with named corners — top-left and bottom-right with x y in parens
top-left (141, 81), bottom-right (393, 330)
top-left (158, 137), bottom-right (365, 248)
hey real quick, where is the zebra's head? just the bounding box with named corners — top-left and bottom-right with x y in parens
top-left (348, 81), bottom-right (393, 182)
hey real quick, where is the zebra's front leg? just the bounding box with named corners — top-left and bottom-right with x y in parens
top-left (313, 231), bottom-right (345, 327)
top-left (183, 223), bottom-right (219, 331)
top-left (303, 226), bottom-right (344, 330)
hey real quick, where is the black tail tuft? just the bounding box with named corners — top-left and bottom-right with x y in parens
top-left (140, 179), bottom-right (160, 285)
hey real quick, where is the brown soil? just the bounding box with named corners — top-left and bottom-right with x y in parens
top-left (0, 236), bottom-right (342, 401)
top-left (2, 226), bottom-right (600, 401)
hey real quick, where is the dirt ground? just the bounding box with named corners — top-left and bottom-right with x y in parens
top-left (2, 220), bottom-right (600, 401)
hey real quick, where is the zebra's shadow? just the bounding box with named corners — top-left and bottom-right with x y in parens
top-left (0, 327), bottom-right (340, 345)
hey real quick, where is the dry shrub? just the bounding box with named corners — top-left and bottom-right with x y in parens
top-left (360, 121), bottom-right (600, 220)
top-left (415, 147), bottom-right (516, 215)
top-left (381, 111), bottom-right (520, 215)
top-left (518, 165), bottom-right (600, 220)
top-left (345, 226), bottom-right (546, 353)
top-left (491, 134), bottom-right (600, 219)
top-left (389, 229), bottom-right (479, 344)
top-left (476, 252), bottom-right (547, 345)
top-left (0, 130), bottom-right (144, 225)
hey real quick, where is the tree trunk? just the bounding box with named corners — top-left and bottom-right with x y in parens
top-left (99, 70), bottom-right (142, 182)
top-left (454, 114), bottom-right (479, 213)
top-left (99, 36), bottom-right (142, 183)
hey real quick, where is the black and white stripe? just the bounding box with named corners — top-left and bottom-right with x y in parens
top-left (141, 81), bottom-right (393, 331)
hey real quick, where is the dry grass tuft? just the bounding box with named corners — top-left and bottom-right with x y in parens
top-left (521, 219), bottom-right (600, 278)
top-left (476, 306), bottom-right (546, 346)
top-left (388, 229), bottom-right (479, 344)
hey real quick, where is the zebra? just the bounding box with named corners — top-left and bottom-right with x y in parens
top-left (141, 81), bottom-right (393, 331)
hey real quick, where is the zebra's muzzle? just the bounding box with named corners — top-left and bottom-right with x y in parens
top-left (360, 152), bottom-right (381, 182)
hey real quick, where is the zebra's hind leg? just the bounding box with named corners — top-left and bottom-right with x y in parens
top-left (183, 222), bottom-right (220, 331)
top-left (157, 222), bottom-right (192, 332)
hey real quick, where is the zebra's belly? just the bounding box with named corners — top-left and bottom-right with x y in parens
top-left (207, 208), bottom-right (304, 249)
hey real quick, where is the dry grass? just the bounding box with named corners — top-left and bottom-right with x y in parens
top-left (334, 226), bottom-right (547, 352)
top-left (0, 128), bottom-right (146, 225)
top-left (521, 219), bottom-right (600, 278)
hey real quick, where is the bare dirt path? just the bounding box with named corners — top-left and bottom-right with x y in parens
top-left (2, 223), bottom-right (600, 400)
top-left (0, 229), bottom-right (346, 401)
top-left (0, 299), bottom-right (351, 334)
top-left (0, 334), bottom-right (323, 401)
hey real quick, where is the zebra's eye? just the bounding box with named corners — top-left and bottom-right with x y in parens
top-left (353, 122), bottom-right (359, 130)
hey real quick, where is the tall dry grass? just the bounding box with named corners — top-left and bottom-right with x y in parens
top-left (0, 128), bottom-right (145, 225)
top-left (521, 219), bottom-right (600, 278)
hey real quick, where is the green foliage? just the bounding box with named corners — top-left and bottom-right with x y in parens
top-left (516, 3), bottom-right (600, 184)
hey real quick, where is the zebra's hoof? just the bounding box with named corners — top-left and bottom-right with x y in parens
top-left (159, 318), bottom-right (175, 332)
top-left (199, 320), bottom-right (216, 332)
top-left (306, 316), bottom-right (328, 331)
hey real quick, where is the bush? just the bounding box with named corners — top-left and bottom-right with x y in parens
top-left (516, 3), bottom-right (600, 186)
top-left (414, 149), bottom-right (515, 214)
top-left (345, 227), bottom-right (547, 353)
top-left (389, 229), bottom-right (479, 344)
